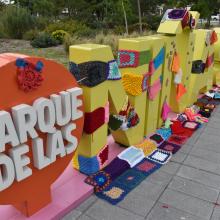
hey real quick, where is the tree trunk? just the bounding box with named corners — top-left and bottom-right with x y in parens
top-left (122, 0), bottom-right (129, 35)
top-left (137, 0), bottom-right (143, 34)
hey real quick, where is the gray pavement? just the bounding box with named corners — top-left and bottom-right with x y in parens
top-left (62, 107), bottom-right (220, 220)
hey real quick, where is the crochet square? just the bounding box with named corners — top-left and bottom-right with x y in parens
top-left (182, 121), bottom-right (200, 130)
top-left (134, 158), bottom-right (161, 176)
top-left (149, 133), bottom-right (164, 145)
top-left (118, 50), bottom-right (139, 68)
top-left (98, 145), bottom-right (109, 166)
top-left (158, 141), bottom-right (181, 154)
top-left (95, 182), bottom-right (128, 205)
top-left (117, 146), bottom-right (145, 168)
top-left (85, 170), bottom-right (111, 192)
top-left (153, 47), bottom-right (165, 70)
top-left (168, 134), bottom-right (188, 145)
top-left (139, 50), bottom-right (152, 66)
top-left (156, 128), bottom-right (172, 140)
top-left (78, 155), bottom-right (100, 175)
top-left (134, 139), bottom-right (157, 156)
top-left (147, 149), bottom-right (172, 165)
top-left (84, 107), bottom-right (105, 134)
top-left (115, 168), bottom-right (145, 190)
top-left (103, 157), bottom-right (130, 181)
top-left (107, 60), bottom-right (121, 80)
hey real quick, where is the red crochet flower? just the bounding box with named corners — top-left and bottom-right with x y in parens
top-left (17, 63), bottom-right (44, 92)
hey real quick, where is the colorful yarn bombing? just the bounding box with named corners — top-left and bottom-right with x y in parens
top-left (109, 97), bottom-right (140, 131)
top-left (153, 47), bottom-right (165, 70)
top-left (85, 170), bottom-right (112, 192)
top-left (117, 50), bottom-right (139, 68)
top-left (117, 50), bottom-right (152, 68)
top-left (122, 72), bottom-right (150, 96)
top-left (134, 139), bottom-right (157, 156)
top-left (117, 146), bottom-right (145, 168)
top-left (192, 60), bottom-right (206, 74)
top-left (206, 54), bottom-right (214, 68)
top-left (149, 134), bottom-right (164, 145)
top-left (16, 58), bottom-right (44, 92)
top-left (85, 89), bottom-right (219, 206)
top-left (148, 78), bottom-right (162, 100)
top-left (98, 145), bottom-right (109, 166)
top-left (158, 141), bottom-right (181, 154)
top-left (69, 61), bottom-right (107, 87)
top-left (84, 107), bottom-right (105, 134)
top-left (147, 149), bottom-right (172, 165)
top-left (78, 155), bottom-right (100, 175)
top-left (107, 60), bottom-right (122, 80)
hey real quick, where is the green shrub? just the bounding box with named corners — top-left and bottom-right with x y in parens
top-left (74, 24), bottom-right (96, 38)
top-left (0, 6), bottom-right (35, 39)
top-left (0, 22), bottom-right (7, 38)
top-left (31, 32), bottom-right (59, 48)
top-left (23, 29), bottom-right (40, 41)
top-left (52, 30), bottom-right (69, 44)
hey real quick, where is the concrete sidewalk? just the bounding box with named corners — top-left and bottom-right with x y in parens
top-left (62, 107), bottom-right (220, 220)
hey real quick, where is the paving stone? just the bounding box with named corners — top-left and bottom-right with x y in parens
top-left (77, 215), bottom-right (96, 220)
top-left (185, 131), bottom-right (202, 146)
top-left (190, 148), bottom-right (220, 164)
top-left (168, 176), bottom-right (219, 202)
top-left (85, 200), bottom-right (145, 220)
top-left (132, 180), bottom-right (166, 201)
top-left (76, 195), bottom-right (97, 212)
top-left (118, 191), bottom-right (156, 217)
top-left (147, 170), bottom-right (173, 186)
top-left (203, 127), bottom-right (220, 136)
top-left (147, 202), bottom-right (206, 220)
top-left (193, 141), bottom-right (220, 154)
top-left (171, 152), bottom-right (188, 163)
top-left (211, 206), bottom-right (220, 220)
top-left (159, 188), bottom-right (214, 220)
top-left (184, 155), bottom-right (220, 175)
top-left (62, 209), bottom-right (82, 220)
top-left (177, 165), bottom-right (220, 190)
top-left (196, 134), bottom-right (220, 145)
top-left (159, 162), bottom-right (181, 175)
top-left (178, 144), bottom-right (194, 154)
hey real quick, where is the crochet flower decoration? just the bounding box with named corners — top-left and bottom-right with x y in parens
top-left (16, 58), bottom-right (44, 92)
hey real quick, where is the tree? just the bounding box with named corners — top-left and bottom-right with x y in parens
top-left (122, 0), bottom-right (128, 34)
top-left (137, 0), bottom-right (142, 34)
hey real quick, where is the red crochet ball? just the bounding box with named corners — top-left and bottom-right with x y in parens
top-left (17, 63), bottom-right (44, 92)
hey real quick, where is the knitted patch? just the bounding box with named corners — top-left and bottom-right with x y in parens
top-left (149, 133), bottom-right (164, 145)
top-left (117, 50), bottom-right (139, 68)
top-left (16, 58), bottom-right (44, 92)
top-left (171, 120), bottom-right (194, 137)
top-left (211, 31), bottom-right (218, 45)
top-left (103, 157), bottom-right (130, 181)
top-left (115, 168), bottom-right (145, 190)
top-left (214, 92), bottom-right (220, 100)
top-left (148, 78), bottom-right (162, 100)
top-left (85, 170), bottom-right (111, 192)
top-left (139, 50), bottom-right (152, 66)
top-left (142, 73), bottom-right (151, 92)
top-left (153, 47), bottom-right (165, 70)
top-left (96, 182), bottom-right (128, 205)
top-left (182, 121), bottom-right (200, 130)
top-left (171, 52), bottom-right (180, 73)
top-left (176, 114), bottom-right (188, 122)
top-left (98, 145), bottom-right (109, 166)
top-left (199, 109), bottom-right (211, 118)
top-left (84, 107), bottom-right (105, 134)
top-left (158, 141), bottom-right (181, 154)
top-left (147, 149), bottom-right (172, 165)
top-left (108, 115), bottom-right (123, 131)
top-left (69, 61), bottom-right (107, 87)
top-left (134, 158), bottom-right (161, 176)
top-left (168, 9), bottom-right (187, 19)
top-left (78, 155), bottom-right (100, 175)
top-left (162, 101), bottom-right (171, 121)
top-left (192, 60), bottom-right (205, 74)
top-left (104, 102), bottom-right (110, 123)
top-left (181, 11), bottom-right (190, 29)
top-left (176, 83), bottom-right (187, 102)
top-left (206, 54), bottom-right (214, 68)
top-left (134, 139), bottom-right (157, 156)
top-left (117, 146), bottom-right (145, 168)
top-left (168, 134), bottom-right (188, 145)
top-left (107, 60), bottom-right (122, 80)
top-left (156, 128), bottom-right (172, 140)
top-left (122, 73), bottom-right (144, 96)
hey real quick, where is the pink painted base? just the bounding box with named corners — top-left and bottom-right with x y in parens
top-left (0, 136), bottom-right (123, 220)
